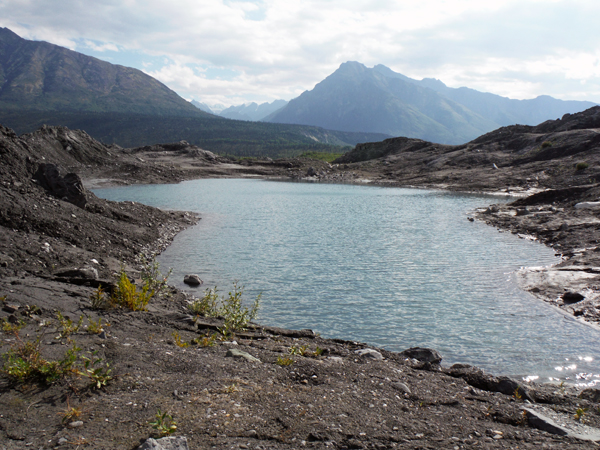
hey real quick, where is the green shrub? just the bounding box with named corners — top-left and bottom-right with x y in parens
top-left (188, 287), bottom-right (220, 317)
top-left (90, 285), bottom-right (112, 310)
top-left (219, 283), bottom-right (261, 336)
top-left (576, 162), bottom-right (589, 171)
top-left (140, 256), bottom-right (172, 299)
top-left (2, 337), bottom-right (80, 384)
top-left (149, 409), bottom-right (177, 436)
top-left (540, 141), bottom-right (553, 149)
top-left (112, 270), bottom-right (154, 311)
top-left (189, 283), bottom-right (261, 336)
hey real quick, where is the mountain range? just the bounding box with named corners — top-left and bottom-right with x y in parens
top-left (263, 62), bottom-right (597, 144)
top-left (0, 27), bottom-right (207, 117)
top-left (1, 27), bottom-right (597, 153)
top-left (0, 28), bottom-right (389, 157)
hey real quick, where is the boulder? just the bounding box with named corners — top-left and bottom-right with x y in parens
top-left (35, 163), bottom-right (87, 208)
top-left (580, 388), bottom-right (600, 402)
top-left (55, 266), bottom-right (99, 280)
top-left (562, 291), bottom-right (585, 304)
top-left (306, 166), bottom-right (317, 177)
top-left (183, 274), bottom-right (203, 286)
top-left (399, 347), bottom-right (442, 364)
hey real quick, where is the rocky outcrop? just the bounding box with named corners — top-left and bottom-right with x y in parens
top-left (35, 164), bottom-right (87, 208)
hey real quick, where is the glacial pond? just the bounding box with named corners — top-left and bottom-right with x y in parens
top-left (94, 178), bottom-right (600, 384)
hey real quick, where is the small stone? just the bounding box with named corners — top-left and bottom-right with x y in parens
top-left (355, 348), bottom-right (384, 360)
top-left (68, 421), bottom-right (84, 428)
top-left (391, 382), bottom-right (411, 394)
top-left (183, 274), bottom-right (203, 287)
top-left (138, 436), bottom-right (189, 450)
top-left (225, 348), bottom-right (261, 363)
top-left (58, 437), bottom-right (69, 444)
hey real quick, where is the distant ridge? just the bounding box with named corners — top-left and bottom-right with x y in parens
top-left (265, 62), bottom-right (597, 145)
top-left (219, 100), bottom-right (287, 121)
top-left (0, 28), bottom-right (209, 117)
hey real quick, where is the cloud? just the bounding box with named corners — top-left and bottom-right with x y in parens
top-left (0, 0), bottom-right (599, 105)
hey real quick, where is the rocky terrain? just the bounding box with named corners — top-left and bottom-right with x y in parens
top-left (2, 109), bottom-right (600, 449)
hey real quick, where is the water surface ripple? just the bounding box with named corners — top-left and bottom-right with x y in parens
top-left (94, 179), bottom-right (600, 384)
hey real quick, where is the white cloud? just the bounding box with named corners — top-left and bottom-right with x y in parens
top-left (0, 0), bottom-right (599, 105)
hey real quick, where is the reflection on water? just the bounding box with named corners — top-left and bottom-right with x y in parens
top-left (94, 179), bottom-right (600, 385)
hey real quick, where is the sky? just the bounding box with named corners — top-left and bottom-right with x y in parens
top-left (1, 0), bottom-right (599, 110)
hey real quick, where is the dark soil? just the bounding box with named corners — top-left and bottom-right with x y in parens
top-left (2, 111), bottom-right (600, 449)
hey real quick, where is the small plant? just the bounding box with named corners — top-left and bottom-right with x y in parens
top-left (90, 285), bottom-right (112, 310)
top-left (140, 256), bottom-right (173, 300)
top-left (188, 287), bottom-right (220, 317)
top-left (85, 316), bottom-right (106, 335)
top-left (576, 162), bottom-right (589, 171)
top-left (1, 317), bottom-right (25, 335)
top-left (56, 312), bottom-right (83, 339)
top-left (78, 351), bottom-right (112, 389)
top-left (112, 270), bottom-right (154, 311)
top-left (2, 338), bottom-right (80, 384)
top-left (314, 346), bottom-right (325, 357)
top-left (276, 356), bottom-right (294, 366)
top-left (149, 409), bottom-right (177, 436)
top-left (172, 331), bottom-right (189, 348)
top-left (575, 407), bottom-right (588, 422)
top-left (192, 333), bottom-right (217, 347)
top-left (289, 345), bottom-right (309, 356)
top-left (513, 387), bottom-right (523, 402)
top-left (540, 141), bottom-right (553, 149)
top-left (218, 283), bottom-right (261, 337)
top-left (60, 402), bottom-right (83, 424)
top-left (518, 410), bottom-right (528, 426)
top-left (221, 383), bottom-right (238, 394)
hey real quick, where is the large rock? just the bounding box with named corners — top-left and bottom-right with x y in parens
top-left (183, 274), bottom-right (203, 286)
top-left (399, 347), bottom-right (442, 364)
top-left (34, 163), bottom-right (87, 208)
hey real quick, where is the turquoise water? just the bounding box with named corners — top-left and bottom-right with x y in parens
top-left (94, 179), bottom-right (600, 384)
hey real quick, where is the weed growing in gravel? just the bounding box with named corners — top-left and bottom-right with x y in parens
top-left (221, 383), bottom-right (239, 394)
top-left (289, 345), bottom-right (309, 356)
top-left (541, 141), bottom-right (553, 149)
top-left (513, 387), bottom-right (523, 402)
top-left (78, 350), bottom-right (112, 389)
top-left (276, 356), bottom-right (294, 366)
top-left (188, 287), bottom-right (220, 317)
top-left (172, 331), bottom-right (189, 348)
top-left (314, 346), bottom-right (325, 357)
top-left (60, 404), bottom-right (83, 424)
top-left (90, 285), bottom-right (112, 310)
top-left (149, 409), bottom-right (177, 436)
top-left (112, 270), bottom-right (154, 311)
top-left (575, 407), bottom-right (588, 422)
top-left (56, 312), bottom-right (83, 339)
top-left (140, 256), bottom-right (173, 300)
top-left (85, 316), bottom-right (106, 335)
top-left (1, 317), bottom-right (25, 334)
top-left (576, 162), bottom-right (590, 171)
top-left (219, 283), bottom-right (260, 336)
top-left (189, 283), bottom-right (261, 337)
top-left (192, 333), bottom-right (217, 347)
top-left (1, 337), bottom-right (80, 384)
